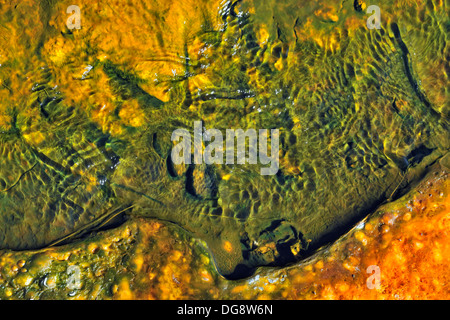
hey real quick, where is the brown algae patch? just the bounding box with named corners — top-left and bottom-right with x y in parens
top-left (0, 220), bottom-right (221, 299)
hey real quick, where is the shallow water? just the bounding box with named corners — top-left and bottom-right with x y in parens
top-left (0, 0), bottom-right (448, 280)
